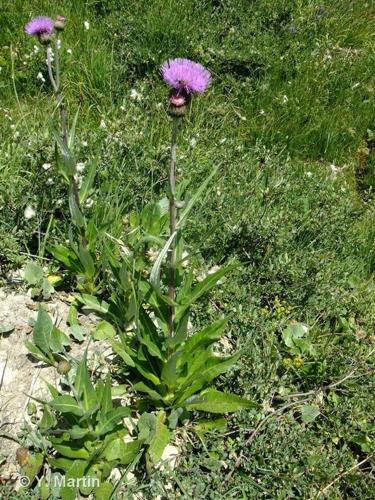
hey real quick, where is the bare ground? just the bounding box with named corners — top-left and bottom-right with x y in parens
top-left (0, 287), bottom-right (102, 478)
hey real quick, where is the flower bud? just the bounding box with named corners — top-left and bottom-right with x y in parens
top-left (16, 447), bottom-right (29, 466)
top-left (168, 89), bottom-right (190, 117)
top-left (38, 32), bottom-right (52, 45)
top-left (55, 16), bottom-right (67, 31)
top-left (56, 360), bottom-right (71, 374)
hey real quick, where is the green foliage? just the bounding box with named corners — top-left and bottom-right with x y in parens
top-left (30, 355), bottom-right (140, 500)
top-left (24, 261), bottom-right (55, 299)
top-left (25, 305), bottom-right (70, 367)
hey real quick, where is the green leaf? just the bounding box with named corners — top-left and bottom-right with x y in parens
top-left (52, 443), bottom-right (90, 460)
top-left (177, 165), bottom-right (218, 228)
top-left (175, 266), bottom-right (234, 321)
top-left (42, 278), bottom-right (54, 298)
top-left (100, 374), bottom-right (113, 414)
top-left (179, 317), bottom-right (229, 362)
top-left (185, 389), bottom-right (257, 413)
top-left (39, 404), bottom-right (57, 432)
top-left (68, 107), bottom-right (80, 150)
top-left (69, 185), bottom-right (85, 228)
top-left (78, 244), bottom-right (95, 279)
top-left (74, 353), bottom-right (98, 412)
top-left (301, 405), bottom-right (320, 423)
top-left (150, 232), bottom-right (176, 291)
top-left (111, 340), bottom-right (135, 367)
top-left (24, 341), bottom-right (52, 365)
top-left (94, 482), bottom-right (114, 500)
top-left (23, 452), bottom-right (44, 486)
top-left (161, 352), bottom-right (179, 389)
top-left (176, 352), bottom-right (242, 404)
top-left (133, 382), bottom-right (164, 402)
top-left (24, 262), bottom-right (44, 285)
top-left (93, 320), bottom-right (116, 341)
top-left (101, 438), bottom-right (140, 464)
top-left (33, 306), bottom-right (53, 355)
top-left (96, 407), bottom-right (130, 436)
top-left (148, 411), bottom-right (170, 465)
top-left (49, 244), bottom-right (80, 271)
top-left (79, 159), bottom-right (97, 204)
top-left (49, 395), bottom-right (84, 417)
top-left (78, 294), bottom-right (110, 314)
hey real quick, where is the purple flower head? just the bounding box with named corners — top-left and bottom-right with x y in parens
top-left (161, 58), bottom-right (211, 94)
top-left (25, 16), bottom-right (54, 37)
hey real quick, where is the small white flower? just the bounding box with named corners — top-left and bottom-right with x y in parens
top-left (330, 163), bottom-right (338, 174)
top-left (190, 138), bottom-right (197, 148)
top-left (85, 197), bottom-right (94, 208)
top-left (33, 45), bottom-right (39, 54)
top-left (147, 248), bottom-right (159, 263)
top-left (100, 119), bottom-right (107, 129)
top-left (84, 21), bottom-right (90, 30)
top-left (219, 138), bottom-right (227, 144)
top-left (259, 109), bottom-right (265, 115)
top-left (66, 48), bottom-right (72, 55)
top-left (76, 162), bottom-right (85, 173)
top-left (81, 140), bottom-right (88, 147)
top-left (56, 199), bottom-right (63, 207)
top-left (56, 39), bottom-right (62, 50)
top-left (283, 95), bottom-right (288, 103)
top-left (24, 205), bottom-right (36, 219)
top-left (216, 188), bottom-right (221, 196)
top-left (130, 88), bottom-right (141, 100)
top-left (46, 178), bottom-right (53, 185)
top-left (120, 105), bottom-right (126, 112)
top-left (306, 171), bottom-right (313, 177)
top-left (37, 72), bottom-right (46, 83)
top-left (42, 163), bottom-right (51, 171)
top-left (13, 131), bottom-right (20, 140)
top-left (10, 124), bottom-right (15, 129)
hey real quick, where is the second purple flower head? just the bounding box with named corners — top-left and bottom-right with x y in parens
top-left (25, 16), bottom-right (54, 37)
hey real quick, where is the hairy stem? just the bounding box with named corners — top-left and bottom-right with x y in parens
top-left (168, 117), bottom-right (179, 338)
top-left (47, 40), bottom-right (87, 248)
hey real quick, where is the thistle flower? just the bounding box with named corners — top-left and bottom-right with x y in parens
top-left (161, 58), bottom-right (211, 94)
top-left (25, 17), bottom-right (54, 43)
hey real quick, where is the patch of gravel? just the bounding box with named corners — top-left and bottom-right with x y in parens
top-left (0, 287), bottom-right (104, 475)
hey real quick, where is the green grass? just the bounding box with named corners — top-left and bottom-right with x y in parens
top-left (0, 0), bottom-right (374, 498)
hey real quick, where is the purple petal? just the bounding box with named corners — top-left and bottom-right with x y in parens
top-left (161, 58), bottom-right (211, 94)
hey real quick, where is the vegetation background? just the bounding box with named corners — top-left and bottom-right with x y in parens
top-left (0, 0), bottom-right (374, 497)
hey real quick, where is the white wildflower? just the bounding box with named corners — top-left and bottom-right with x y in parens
top-left (56, 39), bottom-right (62, 50)
top-left (46, 178), bottom-right (53, 185)
top-left (99, 119), bottom-right (107, 129)
top-left (283, 95), bottom-right (288, 103)
top-left (13, 131), bottom-right (20, 140)
top-left (306, 171), bottom-right (313, 177)
top-left (76, 162), bottom-right (85, 173)
top-left (189, 138), bottom-right (197, 148)
top-left (33, 45), bottom-right (39, 54)
top-left (81, 140), bottom-right (88, 147)
top-left (85, 197), bottom-right (94, 208)
top-left (130, 88), bottom-right (141, 100)
top-left (330, 163), bottom-right (338, 174)
top-left (147, 248), bottom-right (159, 263)
top-left (84, 21), bottom-right (90, 30)
top-left (42, 163), bottom-right (51, 171)
top-left (24, 205), bottom-right (36, 219)
top-left (66, 48), bottom-right (72, 55)
top-left (37, 71), bottom-right (46, 83)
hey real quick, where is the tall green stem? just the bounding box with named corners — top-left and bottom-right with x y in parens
top-left (46, 40), bottom-right (87, 248)
top-left (168, 117), bottom-right (179, 338)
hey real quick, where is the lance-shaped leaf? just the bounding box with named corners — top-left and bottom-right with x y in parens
top-left (175, 265), bottom-right (234, 322)
top-left (148, 411), bottom-right (170, 465)
top-left (49, 395), bottom-right (84, 417)
top-left (150, 232), bottom-right (176, 291)
top-left (177, 165), bottom-right (218, 228)
top-left (33, 305), bottom-right (53, 355)
top-left (185, 388), bottom-right (257, 413)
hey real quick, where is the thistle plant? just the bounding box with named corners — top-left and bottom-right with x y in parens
top-left (109, 59), bottom-right (256, 416)
top-left (25, 16), bottom-right (98, 293)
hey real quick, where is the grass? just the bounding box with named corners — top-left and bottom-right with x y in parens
top-left (0, 0), bottom-right (374, 498)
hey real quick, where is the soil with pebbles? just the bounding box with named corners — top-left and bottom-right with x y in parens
top-left (0, 287), bottom-right (104, 479)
